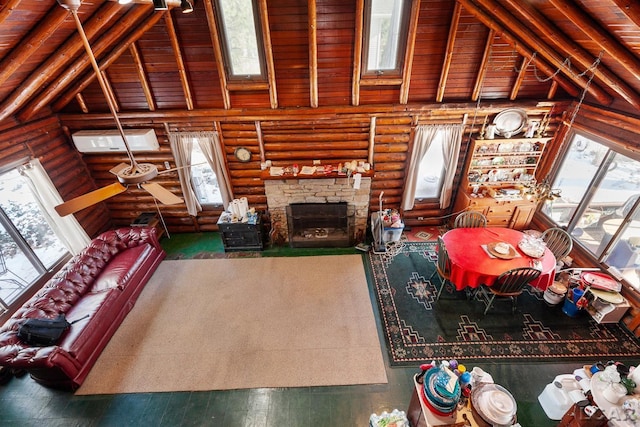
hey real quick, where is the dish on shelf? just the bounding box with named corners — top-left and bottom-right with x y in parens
top-left (471, 383), bottom-right (517, 426)
top-left (487, 242), bottom-right (517, 259)
top-left (494, 108), bottom-right (528, 138)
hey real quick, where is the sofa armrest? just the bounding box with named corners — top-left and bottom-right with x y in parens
top-left (95, 227), bottom-right (162, 254)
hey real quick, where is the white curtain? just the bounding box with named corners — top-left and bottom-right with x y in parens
top-left (19, 158), bottom-right (90, 255)
top-left (401, 124), bottom-right (464, 211)
top-left (439, 124), bottom-right (464, 209)
top-left (169, 131), bottom-right (232, 216)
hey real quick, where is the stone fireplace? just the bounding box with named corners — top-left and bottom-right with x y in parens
top-left (264, 177), bottom-right (371, 246)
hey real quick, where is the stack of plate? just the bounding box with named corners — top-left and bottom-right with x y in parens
top-left (471, 383), bottom-right (517, 426)
top-left (421, 367), bottom-right (461, 416)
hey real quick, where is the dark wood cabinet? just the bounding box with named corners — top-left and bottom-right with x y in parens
top-left (217, 216), bottom-right (264, 251)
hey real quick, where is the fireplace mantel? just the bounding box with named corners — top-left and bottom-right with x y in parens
top-left (264, 176), bottom-right (371, 246)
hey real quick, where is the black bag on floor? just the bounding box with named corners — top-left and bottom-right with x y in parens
top-left (17, 314), bottom-right (88, 347)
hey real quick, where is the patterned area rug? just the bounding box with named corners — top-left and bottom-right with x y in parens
top-left (366, 241), bottom-right (640, 366)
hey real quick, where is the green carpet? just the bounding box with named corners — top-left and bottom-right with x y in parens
top-left (366, 241), bottom-right (640, 366)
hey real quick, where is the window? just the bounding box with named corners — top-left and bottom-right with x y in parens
top-left (0, 167), bottom-right (67, 310)
top-left (541, 130), bottom-right (640, 289)
top-left (214, 0), bottom-right (265, 79)
top-left (362, 0), bottom-right (411, 76)
top-left (414, 132), bottom-right (446, 199)
top-left (189, 140), bottom-right (223, 206)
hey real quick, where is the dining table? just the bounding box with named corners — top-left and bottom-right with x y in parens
top-left (441, 227), bottom-right (557, 291)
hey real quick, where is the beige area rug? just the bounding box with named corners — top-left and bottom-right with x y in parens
top-left (76, 255), bottom-right (387, 395)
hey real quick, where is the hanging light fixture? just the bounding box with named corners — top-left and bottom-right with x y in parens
top-left (180, 0), bottom-right (194, 13)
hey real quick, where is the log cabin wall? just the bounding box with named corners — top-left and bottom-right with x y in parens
top-left (59, 102), bottom-right (559, 236)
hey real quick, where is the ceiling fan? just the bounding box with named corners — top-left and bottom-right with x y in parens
top-left (54, 0), bottom-right (183, 217)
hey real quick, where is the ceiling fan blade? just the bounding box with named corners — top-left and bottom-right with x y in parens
top-left (55, 182), bottom-right (127, 217)
top-left (141, 182), bottom-right (183, 205)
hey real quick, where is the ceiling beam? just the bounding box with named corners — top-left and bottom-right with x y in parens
top-left (0, 1), bottom-right (122, 123)
top-left (129, 42), bottom-right (156, 111)
top-left (51, 8), bottom-right (167, 112)
top-left (611, 0), bottom-right (640, 28)
top-left (203, 0), bottom-right (230, 110)
top-left (258, 0), bottom-right (278, 109)
top-left (352, 0), bottom-right (364, 106)
top-left (503, 0), bottom-right (640, 109)
top-left (400, 0), bottom-right (420, 104)
top-left (18, 3), bottom-right (151, 122)
top-left (460, 0), bottom-right (613, 106)
top-left (0, 5), bottom-right (69, 87)
top-left (164, 12), bottom-right (194, 110)
top-left (548, 0), bottom-right (640, 86)
top-left (472, 29), bottom-right (494, 101)
top-left (436, 2), bottom-right (461, 103)
top-left (308, 0), bottom-right (318, 108)
top-left (0, 0), bottom-right (21, 25)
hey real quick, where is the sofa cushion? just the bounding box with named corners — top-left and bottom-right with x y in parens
top-left (90, 244), bottom-right (153, 293)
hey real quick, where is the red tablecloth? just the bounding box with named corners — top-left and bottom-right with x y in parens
top-left (441, 227), bottom-right (556, 291)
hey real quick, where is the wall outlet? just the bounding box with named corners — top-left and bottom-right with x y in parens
top-left (164, 161), bottom-right (170, 169)
top-left (418, 216), bottom-right (424, 220)
top-left (313, 159), bottom-right (321, 165)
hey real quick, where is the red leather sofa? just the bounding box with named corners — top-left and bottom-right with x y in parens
top-left (0, 226), bottom-right (165, 390)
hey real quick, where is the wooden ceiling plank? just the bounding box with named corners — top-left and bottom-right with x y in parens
top-left (258, 0), bottom-right (278, 109)
top-left (18, 3), bottom-right (150, 122)
top-left (0, 6), bottom-right (69, 87)
top-left (309, 0), bottom-right (318, 108)
top-left (129, 42), bottom-right (156, 111)
top-left (611, 0), bottom-right (640, 28)
top-left (504, 0), bottom-right (640, 109)
top-left (436, 2), bottom-right (462, 103)
top-left (0, 0), bottom-right (21, 26)
top-left (463, 0), bottom-right (612, 105)
top-left (510, 57), bottom-right (528, 100)
top-left (51, 9), bottom-right (166, 113)
top-left (549, 0), bottom-right (640, 83)
top-left (0, 1), bottom-right (122, 123)
top-left (472, 29), bottom-right (495, 101)
top-left (164, 12), bottom-right (194, 110)
top-left (352, 0), bottom-right (364, 106)
top-left (400, 0), bottom-right (420, 104)
top-left (203, 0), bottom-right (230, 109)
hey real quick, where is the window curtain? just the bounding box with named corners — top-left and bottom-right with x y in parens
top-left (438, 124), bottom-right (464, 209)
top-left (18, 158), bottom-right (90, 255)
top-left (169, 131), bottom-right (232, 216)
top-left (401, 124), bottom-right (464, 211)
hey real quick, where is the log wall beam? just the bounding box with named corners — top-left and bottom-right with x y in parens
top-left (51, 9), bottom-right (166, 112)
top-left (548, 0), bottom-right (640, 84)
top-left (458, 0), bottom-right (609, 104)
top-left (436, 2), bottom-right (461, 103)
top-left (18, 4), bottom-right (150, 121)
top-left (0, 1), bottom-right (122, 123)
top-left (503, 0), bottom-right (640, 109)
top-left (0, 5), bottom-right (69, 87)
top-left (164, 12), bottom-right (194, 110)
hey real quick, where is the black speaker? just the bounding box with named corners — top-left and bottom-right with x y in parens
top-left (152, 0), bottom-right (168, 10)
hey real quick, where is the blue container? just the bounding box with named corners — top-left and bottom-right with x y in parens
top-left (563, 288), bottom-right (584, 317)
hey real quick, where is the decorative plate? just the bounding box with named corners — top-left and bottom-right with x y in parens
top-left (493, 108), bottom-right (528, 138)
top-left (487, 242), bottom-right (517, 259)
top-left (471, 383), bottom-right (517, 427)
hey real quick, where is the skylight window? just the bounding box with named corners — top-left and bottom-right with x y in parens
top-left (363, 0), bottom-right (410, 76)
top-left (214, 0), bottom-right (265, 79)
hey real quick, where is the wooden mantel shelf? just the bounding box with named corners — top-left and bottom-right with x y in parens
top-left (261, 169), bottom-right (374, 180)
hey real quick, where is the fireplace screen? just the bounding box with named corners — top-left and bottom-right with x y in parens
top-left (286, 202), bottom-right (354, 248)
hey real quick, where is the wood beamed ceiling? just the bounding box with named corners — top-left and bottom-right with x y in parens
top-left (1, 0), bottom-right (640, 128)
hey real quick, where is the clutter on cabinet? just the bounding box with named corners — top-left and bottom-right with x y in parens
top-left (218, 197), bottom-right (259, 224)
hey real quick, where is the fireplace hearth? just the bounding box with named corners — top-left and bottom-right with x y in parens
top-left (286, 202), bottom-right (353, 248)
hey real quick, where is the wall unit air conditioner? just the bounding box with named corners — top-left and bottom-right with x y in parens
top-left (72, 129), bottom-right (159, 153)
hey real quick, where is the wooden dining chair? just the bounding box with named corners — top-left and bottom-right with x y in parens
top-left (476, 267), bottom-right (541, 315)
top-left (429, 236), bottom-right (452, 301)
top-left (453, 211), bottom-right (487, 228)
top-left (541, 227), bottom-right (573, 260)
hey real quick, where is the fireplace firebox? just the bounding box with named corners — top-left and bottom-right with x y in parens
top-left (286, 202), bottom-right (354, 248)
